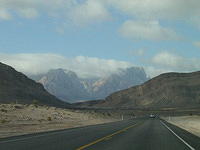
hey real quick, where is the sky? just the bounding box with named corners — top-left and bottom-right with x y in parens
top-left (0, 0), bottom-right (200, 78)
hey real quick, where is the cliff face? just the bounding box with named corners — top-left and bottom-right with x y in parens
top-left (97, 71), bottom-right (200, 108)
top-left (0, 62), bottom-right (69, 107)
top-left (38, 69), bottom-right (89, 102)
top-left (35, 67), bottom-right (149, 102)
top-left (90, 67), bottom-right (149, 99)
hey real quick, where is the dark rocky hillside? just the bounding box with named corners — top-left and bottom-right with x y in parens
top-left (102, 72), bottom-right (200, 108)
top-left (76, 71), bottom-right (200, 109)
top-left (0, 62), bottom-right (69, 107)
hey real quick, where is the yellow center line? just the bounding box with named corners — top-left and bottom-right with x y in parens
top-left (76, 122), bottom-right (142, 150)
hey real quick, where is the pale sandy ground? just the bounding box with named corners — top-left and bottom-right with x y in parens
top-left (0, 104), bottom-right (119, 139)
top-left (164, 115), bottom-right (200, 137)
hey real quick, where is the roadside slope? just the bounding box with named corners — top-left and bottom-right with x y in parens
top-left (0, 104), bottom-right (118, 138)
top-left (164, 115), bottom-right (200, 137)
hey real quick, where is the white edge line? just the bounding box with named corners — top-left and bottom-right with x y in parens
top-left (160, 120), bottom-right (195, 150)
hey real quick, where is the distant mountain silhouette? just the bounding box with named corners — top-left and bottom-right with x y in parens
top-left (38, 69), bottom-right (89, 102)
top-left (33, 67), bottom-right (149, 102)
top-left (0, 62), bottom-right (69, 107)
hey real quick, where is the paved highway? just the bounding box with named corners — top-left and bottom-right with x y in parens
top-left (0, 118), bottom-right (200, 150)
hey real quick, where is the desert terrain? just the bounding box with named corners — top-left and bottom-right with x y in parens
top-left (164, 115), bottom-right (200, 137)
top-left (0, 104), bottom-right (119, 138)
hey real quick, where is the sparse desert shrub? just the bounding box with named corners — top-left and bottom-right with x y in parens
top-left (47, 117), bottom-right (52, 121)
top-left (0, 109), bottom-right (8, 113)
top-left (32, 100), bottom-right (39, 108)
top-left (10, 102), bottom-right (15, 105)
top-left (189, 113), bottom-right (193, 116)
top-left (1, 119), bottom-right (7, 124)
top-left (14, 105), bottom-right (22, 109)
top-left (38, 119), bottom-right (43, 123)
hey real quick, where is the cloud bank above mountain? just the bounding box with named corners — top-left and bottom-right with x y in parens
top-left (0, 53), bottom-right (133, 78)
top-left (1, 52), bottom-right (200, 79)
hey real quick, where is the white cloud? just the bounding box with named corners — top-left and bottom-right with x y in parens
top-left (107, 0), bottom-right (200, 23)
top-left (144, 66), bottom-right (172, 78)
top-left (119, 20), bottom-right (180, 41)
top-left (68, 0), bottom-right (111, 26)
top-left (0, 53), bottom-right (67, 75)
top-left (0, 0), bottom-right (74, 19)
top-left (140, 51), bottom-right (200, 77)
top-left (0, 0), bottom-right (200, 36)
top-left (0, 8), bottom-right (12, 20)
top-left (0, 0), bottom-right (110, 25)
top-left (193, 41), bottom-right (200, 48)
top-left (152, 52), bottom-right (183, 68)
top-left (0, 53), bottom-right (133, 78)
top-left (1, 52), bottom-right (199, 79)
top-left (17, 8), bottom-right (39, 18)
top-left (151, 51), bottom-right (200, 73)
top-left (0, 0), bottom-right (199, 26)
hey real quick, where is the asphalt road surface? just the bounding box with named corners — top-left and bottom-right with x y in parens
top-left (0, 118), bottom-right (200, 150)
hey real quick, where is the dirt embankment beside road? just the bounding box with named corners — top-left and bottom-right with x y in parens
top-left (0, 104), bottom-right (119, 139)
top-left (164, 115), bottom-right (200, 137)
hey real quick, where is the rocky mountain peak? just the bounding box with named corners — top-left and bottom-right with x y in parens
top-left (47, 69), bottom-right (77, 79)
top-left (38, 69), bottom-right (89, 102)
top-left (34, 66), bottom-right (149, 102)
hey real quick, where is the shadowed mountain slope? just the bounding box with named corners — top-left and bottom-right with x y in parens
top-left (75, 71), bottom-right (200, 109)
top-left (0, 62), bottom-right (69, 107)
